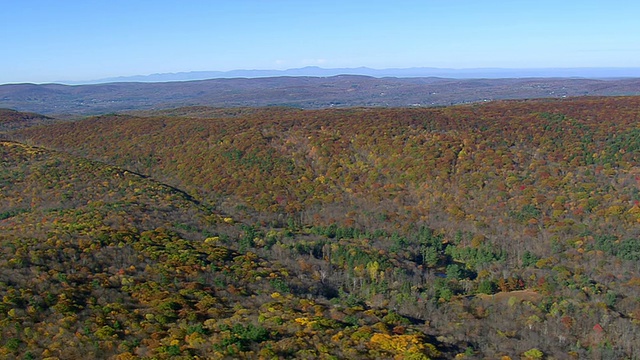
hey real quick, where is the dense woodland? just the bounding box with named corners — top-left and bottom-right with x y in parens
top-left (2, 96), bottom-right (640, 359)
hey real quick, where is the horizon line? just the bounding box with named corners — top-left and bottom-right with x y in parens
top-left (3, 65), bottom-right (640, 86)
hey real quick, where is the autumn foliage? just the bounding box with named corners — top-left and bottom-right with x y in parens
top-left (2, 96), bottom-right (640, 358)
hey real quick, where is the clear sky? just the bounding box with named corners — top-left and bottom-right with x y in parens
top-left (2, 0), bottom-right (639, 83)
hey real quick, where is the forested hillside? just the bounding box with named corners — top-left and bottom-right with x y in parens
top-left (0, 109), bottom-right (55, 133)
top-left (3, 96), bottom-right (640, 358)
top-left (0, 141), bottom-right (451, 359)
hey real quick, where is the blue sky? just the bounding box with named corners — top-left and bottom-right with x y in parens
top-left (1, 0), bottom-right (639, 83)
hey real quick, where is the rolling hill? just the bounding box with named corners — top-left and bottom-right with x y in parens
top-left (2, 75), bottom-right (640, 115)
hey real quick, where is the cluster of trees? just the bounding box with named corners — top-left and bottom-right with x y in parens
top-left (2, 96), bottom-right (640, 358)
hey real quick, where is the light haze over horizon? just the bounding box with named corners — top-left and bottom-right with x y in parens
top-left (2, 0), bottom-right (639, 84)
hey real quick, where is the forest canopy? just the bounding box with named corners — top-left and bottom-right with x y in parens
top-left (2, 96), bottom-right (640, 359)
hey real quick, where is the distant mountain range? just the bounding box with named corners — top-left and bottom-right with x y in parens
top-left (3, 75), bottom-right (640, 115)
top-left (71, 66), bottom-right (640, 84)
